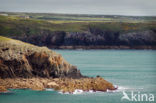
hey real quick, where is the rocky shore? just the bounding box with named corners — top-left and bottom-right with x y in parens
top-left (0, 36), bottom-right (116, 93)
top-left (0, 77), bottom-right (116, 93)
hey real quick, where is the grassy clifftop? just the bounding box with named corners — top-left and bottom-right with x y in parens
top-left (0, 13), bottom-right (156, 37)
top-left (0, 36), bottom-right (12, 41)
top-left (0, 12), bottom-right (156, 49)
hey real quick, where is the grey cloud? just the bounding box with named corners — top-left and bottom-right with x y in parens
top-left (0, 0), bottom-right (156, 16)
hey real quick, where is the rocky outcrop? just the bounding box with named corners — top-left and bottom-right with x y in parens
top-left (0, 86), bottom-right (7, 92)
top-left (0, 36), bottom-right (116, 93)
top-left (0, 77), bottom-right (116, 93)
top-left (0, 36), bottom-right (82, 78)
top-left (12, 30), bottom-right (156, 49)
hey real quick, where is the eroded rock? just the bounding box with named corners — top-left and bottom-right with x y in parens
top-left (0, 77), bottom-right (116, 93)
top-left (0, 36), bottom-right (82, 78)
top-left (0, 36), bottom-right (116, 93)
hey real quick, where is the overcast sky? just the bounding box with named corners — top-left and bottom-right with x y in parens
top-left (0, 0), bottom-right (156, 16)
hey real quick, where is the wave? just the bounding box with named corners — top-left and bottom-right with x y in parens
top-left (59, 89), bottom-right (96, 94)
top-left (58, 85), bottom-right (143, 94)
top-left (58, 86), bottom-right (117, 95)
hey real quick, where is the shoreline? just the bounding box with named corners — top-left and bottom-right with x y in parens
top-left (48, 45), bottom-right (156, 50)
top-left (0, 36), bottom-right (116, 94)
top-left (0, 77), bottom-right (116, 93)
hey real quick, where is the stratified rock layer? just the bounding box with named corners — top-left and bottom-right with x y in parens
top-left (0, 36), bottom-right (82, 78)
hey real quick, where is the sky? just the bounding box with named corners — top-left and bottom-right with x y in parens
top-left (0, 0), bottom-right (156, 16)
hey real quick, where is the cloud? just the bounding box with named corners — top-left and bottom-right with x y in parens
top-left (0, 0), bottom-right (156, 16)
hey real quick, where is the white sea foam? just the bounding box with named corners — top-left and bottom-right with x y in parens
top-left (58, 86), bottom-right (118, 94)
top-left (73, 89), bottom-right (83, 94)
top-left (88, 90), bottom-right (94, 93)
top-left (45, 88), bottom-right (54, 91)
top-left (58, 91), bottom-right (70, 94)
top-left (57, 85), bottom-right (143, 94)
top-left (58, 89), bottom-right (84, 95)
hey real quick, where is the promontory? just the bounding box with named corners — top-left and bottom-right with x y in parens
top-left (0, 36), bottom-right (116, 93)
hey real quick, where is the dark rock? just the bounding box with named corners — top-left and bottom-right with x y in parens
top-left (119, 30), bottom-right (156, 46)
top-left (9, 29), bottom-right (156, 49)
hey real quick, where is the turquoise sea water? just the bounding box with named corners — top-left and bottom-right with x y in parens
top-left (0, 50), bottom-right (156, 103)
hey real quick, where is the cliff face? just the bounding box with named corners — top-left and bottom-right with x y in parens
top-left (0, 14), bottom-right (156, 49)
top-left (0, 36), bottom-right (82, 78)
top-left (13, 29), bottom-right (156, 49)
top-left (0, 36), bottom-right (116, 93)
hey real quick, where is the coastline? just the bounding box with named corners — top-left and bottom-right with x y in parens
top-left (0, 77), bottom-right (116, 93)
top-left (48, 45), bottom-right (156, 50)
top-left (0, 36), bottom-right (116, 93)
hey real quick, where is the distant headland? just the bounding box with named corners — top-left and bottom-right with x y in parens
top-left (0, 12), bottom-right (156, 49)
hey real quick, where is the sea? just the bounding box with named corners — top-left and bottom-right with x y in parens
top-left (0, 50), bottom-right (156, 103)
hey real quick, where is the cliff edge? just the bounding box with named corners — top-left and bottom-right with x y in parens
top-left (0, 36), bottom-right (82, 78)
top-left (0, 36), bottom-right (116, 93)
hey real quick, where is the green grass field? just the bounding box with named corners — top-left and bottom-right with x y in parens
top-left (0, 12), bottom-right (156, 37)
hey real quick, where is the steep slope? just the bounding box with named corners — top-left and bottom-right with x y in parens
top-left (0, 36), bottom-right (116, 93)
top-left (0, 36), bottom-right (82, 78)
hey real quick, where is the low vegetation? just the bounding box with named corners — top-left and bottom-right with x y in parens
top-left (0, 12), bottom-right (156, 37)
top-left (0, 12), bottom-right (156, 49)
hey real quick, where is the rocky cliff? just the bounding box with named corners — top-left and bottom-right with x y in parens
top-left (13, 30), bottom-right (156, 49)
top-left (0, 14), bottom-right (156, 49)
top-left (0, 36), bottom-right (116, 93)
top-left (0, 36), bottom-right (82, 78)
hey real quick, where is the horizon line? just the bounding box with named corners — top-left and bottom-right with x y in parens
top-left (0, 11), bottom-right (156, 17)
